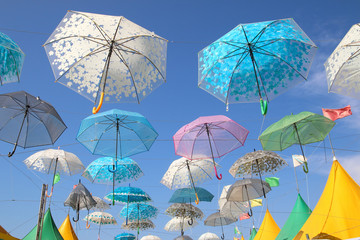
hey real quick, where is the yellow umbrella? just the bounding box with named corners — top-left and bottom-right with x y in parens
top-left (253, 209), bottom-right (280, 240)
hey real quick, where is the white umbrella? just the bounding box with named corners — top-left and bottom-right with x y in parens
top-left (92, 196), bottom-right (110, 211)
top-left (219, 185), bottom-right (248, 219)
top-left (140, 235), bottom-right (161, 240)
top-left (198, 232), bottom-right (220, 240)
top-left (164, 217), bottom-right (198, 234)
top-left (174, 236), bottom-right (192, 240)
top-left (83, 211), bottom-right (117, 238)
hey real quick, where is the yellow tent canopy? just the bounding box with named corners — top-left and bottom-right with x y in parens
top-left (294, 160), bottom-right (360, 239)
top-left (58, 215), bottom-right (78, 240)
top-left (0, 225), bottom-right (20, 240)
top-left (253, 209), bottom-right (280, 240)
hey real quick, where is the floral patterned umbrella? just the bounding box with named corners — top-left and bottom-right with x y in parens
top-left (165, 203), bottom-right (203, 225)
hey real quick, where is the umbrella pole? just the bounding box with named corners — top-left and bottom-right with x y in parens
top-left (46, 158), bottom-right (58, 204)
top-left (205, 124), bottom-right (222, 180)
top-left (245, 184), bottom-right (253, 217)
top-left (293, 124), bottom-right (309, 173)
top-left (186, 161), bottom-right (199, 205)
top-left (126, 194), bottom-right (129, 225)
top-left (220, 215), bottom-right (225, 240)
top-left (255, 159), bottom-right (266, 198)
top-left (108, 119), bottom-right (120, 205)
top-left (8, 105), bottom-right (29, 157)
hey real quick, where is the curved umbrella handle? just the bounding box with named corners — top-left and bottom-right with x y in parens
top-left (248, 208), bottom-right (253, 217)
top-left (73, 212), bottom-right (80, 222)
top-left (221, 233), bottom-right (225, 240)
top-left (92, 92), bottom-right (104, 114)
top-left (214, 165), bottom-right (222, 180)
top-left (260, 98), bottom-right (268, 116)
top-left (8, 143), bottom-right (18, 157)
top-left (45, 186), bottom-right (54, 198)
top-left (302, 161), bottom-right (309, 173)
top-left (108, 164), bottom-right (117, 173)
top-left (194, 192), bottom-right (200, 205)
top-left (187, 218), bottom-right (194, 225)
top-left (86, 220), bottom-right (91, 229)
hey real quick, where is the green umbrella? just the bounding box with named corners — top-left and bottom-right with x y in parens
top-left (259, 111), bottom-right (335, 173)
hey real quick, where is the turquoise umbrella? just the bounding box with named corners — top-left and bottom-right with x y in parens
top-left (169, 187), bottom-right (214, 203)
top-left (0, 32), bottom-right (24, 85)
top-left (115, 233), bottom-right (136, 240)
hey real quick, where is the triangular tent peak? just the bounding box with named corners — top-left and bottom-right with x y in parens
top-left (22, 209), bottom-right (63, 240)
top-left (253, 209), bottom-right (280, 240)
top-left (275, 194), bottom-right (311, 240)
top-left (249, 227), bottom-right (258, 240)
top-left (0, 225), bottom-right (20, 240)
top-left (58, 215), bottom-right (78, 240)
top-left (294, 160), bottom-right (360, 239)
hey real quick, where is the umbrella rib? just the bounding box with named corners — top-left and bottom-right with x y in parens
top-left (115, 34), bottom-right (168, 43)
top-left (7, 50), bottom-right (21, 82)
top-left (45, 35), bottom-right (109, 47)
top-left (26, 110), bottom-right (54, 143)
top-left (92, 123), bottom-right (116, 154)
top-left (249, 19), bottom-right (280, 45)
top-left (169, 162), bottom-right (188, 189)
top-left (191, 161), bottom-right (214, 180)
top-left (0, 110), bottom-right (25, 133)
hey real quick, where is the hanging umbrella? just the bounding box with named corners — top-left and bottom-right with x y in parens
top-left (164, 217), bottom-right (198, 235)
top-left (92, 196), bottom-right (110, 211)
top-left (218, 185), bottom-right (249, 219)
top-left (226, 179), bottom-right (271, 216)
top-left (204, 211), bottom-right (237, 240)
top-left (121, 219), bottom-right (155, 230)
top-left (0, 91), bottom-right (67, 157)
top-left (64, 180), bottom-right (97, 222)
top-left (83, 211), bottom-right (117, 238)
top-left (77, 109), bottom-right (157, 204)
top-left (161, 157), bottom-right (220, 204)
top-left (115, 233), bottom-right (136, 240)
top-left (259, 111), bottom-right (335, 173)
top-left (140, 235), bottom-right (161, 240)
top-left (43, 10), bottom-right (168, 113)
top-left (0, 32), bottom-right (25, 85)
top-left (24, 148), bottom-right (84, 198)
top-left (324, 23), bottom-right (360, 99)
top-left (173, 115), bottom-right (249, 181)
top-left (198, 18), bottom-right (317, 114)
top-left (119, 203), bottom-right (158, 221)
top-left (174, 236), bottom-right (193, 240)
top-left (198, 232), bottom-right (220, 240)
top-left (169, 187), bottom-right (214, 203)
top-left (165, 203), bottom-right (203, 225)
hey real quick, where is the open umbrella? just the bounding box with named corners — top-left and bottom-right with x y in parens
top-left (121, 219), bottom-right (155, 231)
top-left (115, 233), bottom-right (136, 240)
top-left (218, 185), bottom-right (248, 219)
top-left (174, 115), bottom-right (248, 181)
top-left (91, 196), bottom-right (110, 211)
top-left (140, 235), bottom-right (161, 240)
top-left (204, 211), bottom-right (237, 240)
top-left (64, 180), bottom-right (97, 222)
top-left (174, 236), bottom-right (193, 240)
top-left (198, 232), bottom-right (220, 240)
top-left (0, 32), bottom-right (24, 85)
top-left (24, 148), bottom-right (84, 198)
top-left (83, 211), bottom-right (117, 238)
top-left (0, 91), bottom-right (67, 157)
top-left (119, 203), bottom-right (158, 221)
top-left (169, 187), bottom-right (214, 204)
top-left (161, 157), bottom-right (220, 204)
top-left (164, 217), bottom-right (198, 236)
top-left (259, 111), bottom-right (335, 173)
top-left (43, 10), bottom-right (168, 113)
top-left (166, 203), bottom-right (203, 225)
top-left (198, 18), bottom-right (317, 114)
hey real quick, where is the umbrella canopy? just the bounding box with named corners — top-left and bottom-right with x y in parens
top-left (58, 214), bottom-right (78, 240)
top-left (229, 150), bottom-right (287, 178)
top-left (104, 186), bottom-right (151, 204)
top-left (198, 232), bottom-right (220, 240)
top-left (165, 203), bottom-right (204, 220)
top-left (174, 236), bottom-right (193, 240)
top-left (164, 217), bottom-right (198, 232)
top-left (0, 91), bottom-right (67, 157)
top-left (226, 179), bottom-right (271, 202)
top-left (64, 180), bottom-right (97, 222)
top-left (253, 209), bottom-right (280, 240)
top-left (140, 235), bottom-right (161, 240)
top-left (119, 203), bottom-right (158, 221)
top-left (173, 115), bottom-right (249, 180)
top-left (259, 111), bottom-right (335, 172)
top-left (83, 211), bottom-right (117, 225)
top-left (92, 196), bottom-right (111, 211)
top-left (121, 219), bottom-right (155, 231)
top-left (115, 233), bottom-right (136, 240)
top-left (0, 32), bottom-right (24, 85)
top-left (218, 185), bottom-right (248, 219)
top-left (324, 23), bottom-right (360, 99)
top-left (169, 187), bottom-right (214, 203)
top-left (198, 18), bottom-right (317, 114)
top-left (44, 10), bottom-right (168, 113)
top-left (204, 212), bottom-right (237, 240)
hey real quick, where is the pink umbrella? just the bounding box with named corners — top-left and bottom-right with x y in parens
top-left (173, 115), bottom-right (249, 181)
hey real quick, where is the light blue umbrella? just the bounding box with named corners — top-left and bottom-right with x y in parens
top-left (198, 18), bottom-right (317, 114)
top-left (169, 187), bottom-right (214, 203)
top-left (119, 203), bottom-right (158, 221)
top-left (0, 32), bottom-right (24, 85)
top-left (115, 232), bottom-right (136, 240)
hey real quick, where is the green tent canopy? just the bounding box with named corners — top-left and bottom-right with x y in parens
top-left (275, 194), bottom-right (311, 240)
top-left (22, 209), bottom-right (63, 240)
top-left (249, 227), bottom-right (258, 240)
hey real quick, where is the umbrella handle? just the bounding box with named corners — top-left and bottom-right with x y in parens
top-left (73, 211), bottom-right (80, 222)
top-left (214, 165), bottom-right (222, 180)
top-left (248, 208), bottom-right (253, 217)
top-left (92, 91), bottom-right (104, 114)
top-left (86, 220), bottom-right (91, 229)
top-left (195, 192), bottom-right (199, 205)
top-left (108, 164), bottom-right (117, 173)
top-left (221, 233), bottom-right (225, 240)
top-left (260, 98), bottom-right (268, 116)
top-left (45, 186), bottom-right (54, 198)
top-left (302, 161), bottom-right (309, 173)
top-left (187, 218), bottom-right (194, 225)
top-left (8, 143), bottom-right (18, 157)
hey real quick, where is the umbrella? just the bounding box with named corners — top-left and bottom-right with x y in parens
top-left (119, 203), bottom-right (158, 221)
top-left (226, 178), bottom-right (271, 216)
top-left (324, 23), bottom-right (360, 99)
top-left (43, 10), bottom-right (168, 113)
top-left (165, 203), bottom-right (203, 225)
top-left (77, 109), bottom-right (157, 204)
top-left (174, 236), bottom-right (193, 240)
top-left (169, 187), bottom-right (214, 203)
top-left (0, 91), bottom-right (67, 157)
top-left (83, 211), bottom-right (117, 238)
top-left (140, 235), bottom-right (161, 240)
top-left (259, 111), bottom-right (335, 173)
top-left (161, 157), bottom-right (220, 204)
top-left (164, 217), bottom-right (198, 235)
top-left (218, 185), bottom-right (248, 219)
top-left (92, 196), bottom-right (110, 211)
top-left (229, 150), bottom-right (287, 198)
top-left (204, 211), bottom-right (237, 240)
top-left (173, 115), bottom-right (249, 181)
top-left (24, 148), bottom-right (84, 198)
top-left (121, 219), bottom-right (155, 230)
top-left (115, 233), bottom-right (136, 240)
top-left (0, 32), bottom-right (25, 85)
top-left (64, 180), bottom-right (97, 222)
top-left (198, 18), bottom-right (317, 114)
top-left (198, 232), bottom-right (220, 240)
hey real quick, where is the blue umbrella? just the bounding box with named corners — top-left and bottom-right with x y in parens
top-left (198, 18), bottom-right (317, 114)
top-left (169, 187), bottom-right (214, 203)
top-left (119, 203), bottom-right (158, 221)
top-left (115, 233), bottom-right (136, 240)
top-left (0, 32), bottom-right (24, 85)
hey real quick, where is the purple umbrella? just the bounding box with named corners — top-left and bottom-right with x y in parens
top-left (173, 115), bottom-right (249, 181)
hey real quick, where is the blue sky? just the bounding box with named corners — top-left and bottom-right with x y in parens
top-left (0, 0), bottom-right (360, 239)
